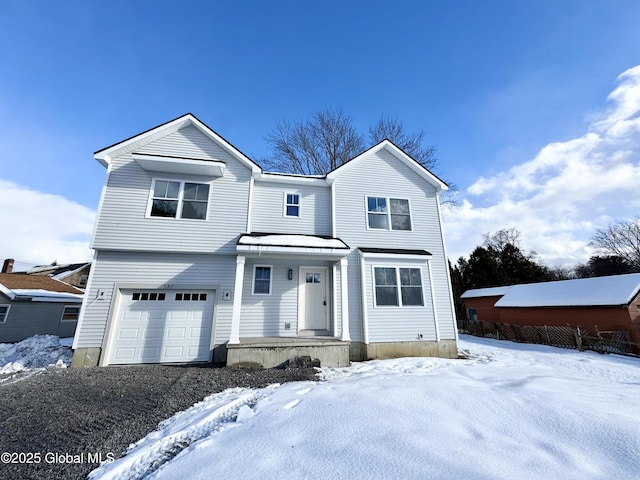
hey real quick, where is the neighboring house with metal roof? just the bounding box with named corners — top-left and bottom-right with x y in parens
top-left (0, 274), bottom-right (84, 343)
top-left (461, 273), bottom-right (640, 344)
top-left (72, 113), bottom-right (458, 368)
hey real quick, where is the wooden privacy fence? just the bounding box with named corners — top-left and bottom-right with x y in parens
top-left (460, 319), bottom-right (640, 357)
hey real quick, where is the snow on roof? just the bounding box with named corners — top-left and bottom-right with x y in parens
top-left (494, 273), bottom-right (640, 308)
top-left (238, 234), bottom-right (349, 249)
top-left (461, 286), bottom-right (512, 299)
top-left (11, 289), bottom-right (84, 302)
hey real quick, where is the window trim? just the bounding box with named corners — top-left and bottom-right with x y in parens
top-left (283, 192), bottom-right (301, 218)
top-left (61, 305), bottom-right (81, 322)
top-left (365, 195), bottom-right (413, 231)
top-left (146, 178), bottom-right (211, 220)
top-left (0, 304), bottom-right (10, 323)
top-left (252, 265), bottom-right (273, 295)
top-left (372, 266), bottom-right (425, 308)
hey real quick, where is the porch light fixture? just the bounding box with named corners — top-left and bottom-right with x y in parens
top-left (288, 269), bottom-right (293, 280)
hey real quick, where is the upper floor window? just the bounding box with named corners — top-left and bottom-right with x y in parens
top-left (366, 196), bottom-right (411, 231)
top-left (149, 179), bottom-right (210, 220)
top-left (284, 193), bottom-right (300, 217)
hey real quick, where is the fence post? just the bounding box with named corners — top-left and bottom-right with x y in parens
top-left (544, 325), bottom-right (551, 345)
top-left (574, 328), bottom-right (583, 351)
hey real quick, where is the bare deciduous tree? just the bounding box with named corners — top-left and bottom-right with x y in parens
top-left (262, 108), bottom-right (364, 175)
top-left (261, 108), bottom-right (459, 206)
top-left (482, 227), bottom-right (522, 251)
top-left (590, 217), bottom-right (640, 271)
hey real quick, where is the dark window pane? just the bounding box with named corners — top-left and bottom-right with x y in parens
top-left (400, 268), bottom-right (422, 286)
top-left (255, 267), bottom-right (271, 294)
top-left (401, 287), bottom-right (424, 306)
top-left (175, 293), bottom-right (183, 301)
top-left (306, 273), bottom-right (313, 283)
top-left (150, 293), bottom-right (157, 301)
top-left (183, 182), bottom-right (198, 200)
top-left (158, 293), bottom-right (166, 301)
top-left (314, 273), bottom-right (321, 283)
top-left (286, 205), bottom-right (299, 217)
top-left (151, 199), bottom-right (178, 217)
top-left (254, 280), bottom-right (270, 294)
top-left (184, 293), bottom-right (191, 301)
top-left (375, 267), bottom-right (397, 286)
top-left (390, 198), bottom-right (410, 214)
top-left (181, 200), bottom-right (207, 220)
top-left (376, 286), bottom-right (398, 306)
top-left (199, 293), bottom-right (207, 301)
top-left (196, 184), bottom-right (209, 201)
top-left (367, 197), bottom-right (386, 213)
top-left (391, 214), bottom-right (411, 230)
top-left (154, 181), bottom-right (168, 198)
top-left (368, 213), bottom-right (388, 229)
top-left (141, 293), bottom-right (149, 301)
top-left (132, 293), bottom-right (140, 301)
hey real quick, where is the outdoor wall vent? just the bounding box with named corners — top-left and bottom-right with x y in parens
top-left (284, 323), bottom-right (291, 330)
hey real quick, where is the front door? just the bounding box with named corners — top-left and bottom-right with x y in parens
top-left (299, 267), bottom-right (329, 333)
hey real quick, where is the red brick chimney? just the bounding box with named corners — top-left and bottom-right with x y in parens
top-left (2, 258), bottom-right (14, 273)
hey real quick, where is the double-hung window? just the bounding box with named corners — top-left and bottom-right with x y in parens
top-left (0, 305), bottom-right (9, 323)
top-left (253, 265), bottom-right (272, 295)
top-left (366, 196), bottom-right (411, 230)
top-left (284, 193), bottom-right (300, 217)
top-left (373, 267), bottom-right (424, 307)
top-left (149, 180), bottom-right (210, 220)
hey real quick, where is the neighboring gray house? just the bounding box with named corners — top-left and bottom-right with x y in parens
top-left (72, 114), bottom-right (458, 368)
top-left (0, 273), bottom-right (84, 343)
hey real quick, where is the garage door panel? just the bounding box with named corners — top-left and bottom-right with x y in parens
top-left (109, 289), bottom-right (215, 365)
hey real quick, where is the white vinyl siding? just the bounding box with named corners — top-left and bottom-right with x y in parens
top-left (74, 250), bottom-right (237, 349)
top-left (251, 182), bottom-right (331, 235)
top-left (364, 258), bottom-right (436, 343)
top-left (92, 125), bottom-right (252, 254)
top-left (334, 148), bottom-right (456, 342)
top-left (239, 258), bottom-right (335, 338)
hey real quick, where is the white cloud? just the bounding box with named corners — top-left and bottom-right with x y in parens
top-left (0, 180), bottom-right (95, 267)
top-left (443, 65), bottom-right (640, 267)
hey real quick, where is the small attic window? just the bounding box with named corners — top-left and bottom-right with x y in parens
top-left (284, 193), bottom-right (300, 217)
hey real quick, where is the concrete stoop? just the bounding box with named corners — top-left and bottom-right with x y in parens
top-left (226, 338), bottom-right (350, 368)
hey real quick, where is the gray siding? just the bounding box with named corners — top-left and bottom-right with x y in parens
top-left (251, 182), bottom-right (331, 235)
top-left (240, 258), bottom-right (335, 337)
top-left (334, 149), bottom-right (456, 342)
top-left (75, 251), bottom-right (237, 349)
top-left (0, 300), bottom-right (77, 343)
top-left (92, 125), bottom-right (252, 254)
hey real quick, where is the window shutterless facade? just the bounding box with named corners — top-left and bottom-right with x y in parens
top-left (366, 196), bottom-right (411, 230)
top-left (252, 265), bottom-right (272, 295)
top-left (373, 267), bottom-right (424, 307)
top-left (148, 179), bottom-right (210, 220)
top-left (284, 192), bottom-right (300, 217)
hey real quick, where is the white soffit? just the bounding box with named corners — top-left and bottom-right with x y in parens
top-left (132, 153), bottom-right (225, 177)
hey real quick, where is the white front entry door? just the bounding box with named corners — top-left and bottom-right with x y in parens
top-left (299, 267), bottom-right (329, 332)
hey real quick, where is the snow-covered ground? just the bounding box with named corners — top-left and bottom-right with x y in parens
top-left (90, 336), bottom-right (640, 480)
top-left (0, 334), bottom-right (72, 376)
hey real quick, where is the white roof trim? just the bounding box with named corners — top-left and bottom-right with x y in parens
top-left (257, 172), bottom-right (328, 186)
top-left (11, 289), bottom-right (84, 302)
top-left (360, 252), bottom-right (432, 261)
top-left (326, 140), bottom-right (448, 192)
top-left (132, 153), bottom-right (226, 177)
top-left (0, 283), bottom-right (16, 300)
top-left (237, 244), bottom-right (349, 257)
top-left (95, 114), bottom-right (261, 174)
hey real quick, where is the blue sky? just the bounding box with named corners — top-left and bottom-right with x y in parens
top-left (1, 1), bottom-right (640, 268)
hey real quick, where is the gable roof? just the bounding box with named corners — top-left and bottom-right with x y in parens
top-left (325, 139), bottom-right (448, 192)
top-left (0, 274), bottom-right (84, 296)
top-left (94, 113), bottom-right (261, 174)
top-left (473, 273), bottom-right (640, 308)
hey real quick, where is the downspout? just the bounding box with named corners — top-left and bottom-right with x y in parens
top-left (359, 250), bottom-right (369, 344)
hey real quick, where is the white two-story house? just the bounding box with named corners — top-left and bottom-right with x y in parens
top-left (72, 114), bottom-right (458, 368)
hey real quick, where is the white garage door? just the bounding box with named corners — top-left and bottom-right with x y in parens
top-left (109, 289), bottom-right (215, 365)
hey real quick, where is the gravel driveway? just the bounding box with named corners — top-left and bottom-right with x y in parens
top-left (0, 365), bottom-right (317, 480)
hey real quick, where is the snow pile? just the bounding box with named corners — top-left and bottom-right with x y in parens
top-left (0, 335), bottom-right (72, 374)
top-left (90, 337), bottom-right (640, 480)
